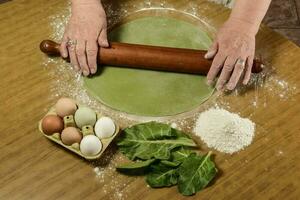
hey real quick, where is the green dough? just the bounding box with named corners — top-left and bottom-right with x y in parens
top-left (84, 17), bottom-right (214, 117)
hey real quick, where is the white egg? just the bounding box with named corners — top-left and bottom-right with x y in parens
top-left (95, 117), bottom-right (116, 139)
top-left (80, 135), bottom-right (102, 156)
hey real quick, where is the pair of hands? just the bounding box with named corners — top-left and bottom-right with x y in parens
top-left (61, 0), bottom-right (256, 90)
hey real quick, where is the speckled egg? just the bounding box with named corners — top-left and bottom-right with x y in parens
top-left (61, 127), bottom-right (82, 145)
top-left (74, 106), bottom-right (97, 128)
top-left (55, 97), bottom-right (77, 117)
top-left (80, 135), bottom-right (102, 156)
top-left (95, 117), bottom-right (116, 139)
top-left (41, 115), bottom-right (64, 135)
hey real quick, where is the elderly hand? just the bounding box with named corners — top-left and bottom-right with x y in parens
top-left (60, 0), bottom-right (108, 76)
top-left (205, 18), bottom-right (256, 91)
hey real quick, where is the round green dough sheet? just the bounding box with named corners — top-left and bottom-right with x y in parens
top-left (84, 16), bottom-right (214, 117)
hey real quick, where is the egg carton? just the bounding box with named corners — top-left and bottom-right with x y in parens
top-left (38, 105), bottom-right (120, 160)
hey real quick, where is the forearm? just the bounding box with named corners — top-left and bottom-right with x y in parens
top-left (70, 0), bottom-right (105, 17)
top-left (71, 0), bottom-right (101, 5)
top-left (228, 0), bottom-right (272, 35)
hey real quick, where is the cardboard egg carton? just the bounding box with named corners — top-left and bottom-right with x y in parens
top-left (38, 105), bottom-right (120, 160)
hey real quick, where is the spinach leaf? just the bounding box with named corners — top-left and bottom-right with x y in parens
top-left (171, 147), bottom-right (192, 164)
top-left (145, 147), bottom-right (194, 188)
top-left (116, 122), bottom-right (218, 196)
top-left (117, 159), bottom-right (156, 170)
top-left (116, 159), bottom-right (156, 175)
top-left (160, 160), bottom-right (181, 167)
top-left (146, 162), bottom-right (178, 187)
top-left (177, 152), bottom-right (217, 196)
top-left (160, 147), bottom-right (192, 167)
top-left (117, 122), bottom-right (196, 160)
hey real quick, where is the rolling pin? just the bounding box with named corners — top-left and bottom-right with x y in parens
top-left (40, 40), bottom-right (263, 75)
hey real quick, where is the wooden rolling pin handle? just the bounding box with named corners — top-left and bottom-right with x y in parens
top-left (40, 40), bottom-right (61, 55)
top-left (40, 40), bottom-right (263, 74)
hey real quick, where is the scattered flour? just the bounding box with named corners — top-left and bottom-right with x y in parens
top-left (91, 150), bottom-right (131, 200)
top-left (194, 108), bottom-right (255, 154)
top-left (39, 1), bottom-right (297, 200)
top-left (170, 122), bottom-right (178, 129)
top-left (93, 167), bottom-right (105, 179)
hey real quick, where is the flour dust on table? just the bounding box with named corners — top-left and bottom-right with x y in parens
top-left (39, 2), bottom-right (300, 200)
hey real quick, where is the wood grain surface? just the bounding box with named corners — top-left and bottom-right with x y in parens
top-left (0, 0), bottom-right (299, 200)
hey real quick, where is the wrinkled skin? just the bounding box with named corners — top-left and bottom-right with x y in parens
top-left (60, 0), bottom-right (108, 76)
top-left (205, 19), bottom-right (256, 91)
top-left (61, 0), bottom-right (269, 91)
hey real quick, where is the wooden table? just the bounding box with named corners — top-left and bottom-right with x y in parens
top-left (0, 0), bottom-right (299, 199)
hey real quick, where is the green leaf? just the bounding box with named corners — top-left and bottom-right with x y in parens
top-left (146, 162), bottom-right (178, 188)
top-left (117, 122), bottom-right (197, 160)
top-left (116, 159), bottom-right (156, 175)
top-left (171, 147), bottom-right (192, 164)
top-left (160, 160), bottom-right (180, 167)
top-left (177, 152), bottom-right (217, 196)
top-left (160, 147), bottom-right (192, 167)
top-left (171, 128), bottom-right (190, 138)
top-left (117, 159), bottom-right (156, 170)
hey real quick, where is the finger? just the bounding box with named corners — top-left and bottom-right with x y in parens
top-left (76, 40), bottom-right (90, 76)
top-left (60, 35), bottom-right (69, 58)
top-left (206, 53), bottom-right (226, 85)
top-left (204, 41), bottom-right (218, 59)
top-left (216, 56), bottom-right (236, 91)
top-left (226, 57), bottom-right (246, 90)
top-left (67, 41), bottom-right (80, 71)
top-left (98, 28), bottom-right (109, 47)
top-left (86, 40), bottom-right (98, 74)
top-left (243, 56), bottom-right (254, 85)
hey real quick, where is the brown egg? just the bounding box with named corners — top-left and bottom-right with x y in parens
top-left (41, 115), bottom-right (64, 135)
top-left (55, 97), bottom-right (77, 117)
top-left (61, 127), bottom-right (82, 145)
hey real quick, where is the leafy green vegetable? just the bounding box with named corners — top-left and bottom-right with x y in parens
top-left (117, 159), bottom-right (156, 170)
top-left (117, 122), bottom-right (196, 160)
top-left (160, 160), bottom-right (181, 167)
top-left (116, 122), bottom-right (218, 196)
top-left (116, 159), bottom-right (156, 175)
top-left (160, 147), bottom-right (192, 167)
top-left (146, 162), bottom-right (178, 187)
top-left (177, 152), bottom-right (217, 196)
top-left (171, 147), bottom-right (192, 164)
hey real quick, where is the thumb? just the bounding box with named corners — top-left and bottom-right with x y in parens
top-left (98, 28), bottom-right (109, 47)
top-left (204, 41), bottom-right (218, 59)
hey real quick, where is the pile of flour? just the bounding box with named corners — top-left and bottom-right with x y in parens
top-left (194, 108), bottom-right (255, 154)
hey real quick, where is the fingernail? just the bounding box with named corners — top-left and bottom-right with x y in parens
top-left (204, 53), bottom-right (209, 59)
top-left (90, 68), bottom-right (96, 74)
top-left (83, 70), bottom-right (89, 76)
top-left (206, 80), bottom-right (212, 85)
top-left (226, 84), bottom-right (234, 90)
top-left (217, 85), bottom-right (223, 91)
top-left (204, 51), bottom-right (214, 59)
top-left (62, 53), bottom-right (68, 58)
top-left (102, 41), bottom-right (109, 47)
